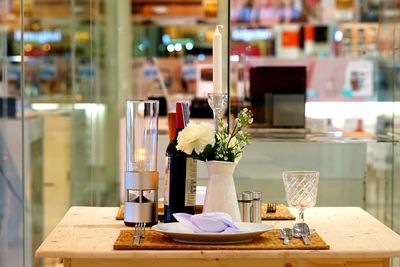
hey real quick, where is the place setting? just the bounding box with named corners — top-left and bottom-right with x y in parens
top-left (113, 169), bottom-right (329, 250)
top-left (113, 212), bottom-right (329, 250)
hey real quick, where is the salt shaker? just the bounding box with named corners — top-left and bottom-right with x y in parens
top-left (251, 191), bottom-right (262, 223)
top-left (241, 191), bottom-right (253, 222)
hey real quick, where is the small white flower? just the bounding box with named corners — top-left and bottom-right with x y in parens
top-left (248, 118), bottom-right (253, 124)
top-left (243, 108), bottom-right (248, 112)
top-left (224, 156), bottom-right (228, 160)
top-left (177, 122), bottom-right (215, 155)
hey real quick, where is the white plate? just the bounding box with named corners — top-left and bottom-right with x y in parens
top-left (151, 222), bottom-right (273, 244)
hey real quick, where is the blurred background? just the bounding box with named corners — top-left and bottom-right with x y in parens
top-left (0, 0), bottom-right (400, 266)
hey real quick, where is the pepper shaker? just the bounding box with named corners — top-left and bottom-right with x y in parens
top-left (237, 193), bottom-right (244, 221)
top-left (251, 191), bottom-right (262, 223)
top-left (241, 191), bottom-right (253, 222)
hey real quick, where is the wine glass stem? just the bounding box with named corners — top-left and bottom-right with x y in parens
top-left (299, 209), bottom-right (304, 223)
top-left (212, 109), bottom-right (222, 130)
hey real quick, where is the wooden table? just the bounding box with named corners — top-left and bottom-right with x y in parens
top-left (35, 207), bottom-right (400, 267)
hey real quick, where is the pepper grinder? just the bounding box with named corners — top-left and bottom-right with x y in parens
top-left (241, 191), bottom-right (253, 222)
top-left (124, 100), bottom-right (159, 227)
top-left (237, 193), bottom-right (244, 221)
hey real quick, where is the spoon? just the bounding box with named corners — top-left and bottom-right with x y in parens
top-left (293, 223), bottom-right (311, 245)
top-left (280, 228), bottom-right (293, 245)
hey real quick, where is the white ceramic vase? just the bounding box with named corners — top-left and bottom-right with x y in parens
top-left (203, 160), bottom-right (241, 222)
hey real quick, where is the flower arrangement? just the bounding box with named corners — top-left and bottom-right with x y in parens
top-left (176, 108), bottom-right (253, 163)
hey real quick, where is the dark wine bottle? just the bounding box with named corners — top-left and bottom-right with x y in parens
top-left (164, 102), bottom-right (197, 223)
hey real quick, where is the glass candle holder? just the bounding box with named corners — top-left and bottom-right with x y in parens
top-left (126, 100), bottom-right (159, 172)
top-left (125, 100), bottom-right (159, 226)
top-left (207, 92), bottom-right (228, 130)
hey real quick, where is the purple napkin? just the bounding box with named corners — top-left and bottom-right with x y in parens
top-left (173, 212), bottom-right (242, 233)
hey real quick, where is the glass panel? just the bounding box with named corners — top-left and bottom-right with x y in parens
top-left (20, 0), bottom-right (111, 266)
top-left (364, 0), bottom-right (396, 227)
top-left (373, 1), bottom-right (398, 232)
top-left (0, 1), bottom-right (25, 267)
top-left (129, 0), bottom-right (230, 202)
top-left (393, 3), bottom-right (400, 234)
top-left (15, 0), bottom-right (231, 266)
top-left (70, 0), bottom-right (112, 207)
top-left (387, 2), bottom-right (399, 266)
top-left (130, 0), bottom-right (229, 111)
top-left (21, 1), bottom-right (72, 266)
top-left (229, 0), bottom-right (398, 229)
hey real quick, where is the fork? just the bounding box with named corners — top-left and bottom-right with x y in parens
top-left (267, 203), bottom-right (277, 213)
top-left (133, 222), bottom-right (146, 245)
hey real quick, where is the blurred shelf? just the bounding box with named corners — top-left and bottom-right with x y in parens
top-left (132, 15), bottom-right (217, 26)
top-left (230, 21), bottom-right (380, 28)
top-left (25, 95), bottom-right (74, 104)
top-left (248, 128), bottom-right (397, 144)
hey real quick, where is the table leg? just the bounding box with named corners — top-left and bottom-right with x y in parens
top-left (63, 258), bottom-right (71, 267)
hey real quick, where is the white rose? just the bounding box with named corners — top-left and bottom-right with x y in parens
top-left (176, 122), bottom-right (215, 155)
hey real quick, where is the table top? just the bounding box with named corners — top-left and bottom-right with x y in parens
top-left (35, 206), bottom-right (400, 260)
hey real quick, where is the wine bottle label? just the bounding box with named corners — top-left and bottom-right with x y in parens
top-left (164, 156), bottom-right (170, 205)
top-left (185, 158), bottom-right (197, 206)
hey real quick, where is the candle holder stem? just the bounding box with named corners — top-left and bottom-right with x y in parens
top-left (207, 93), bottom-right (228, 131)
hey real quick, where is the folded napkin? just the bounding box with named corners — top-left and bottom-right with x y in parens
top-left (173, 212), bottom-right (242, 233)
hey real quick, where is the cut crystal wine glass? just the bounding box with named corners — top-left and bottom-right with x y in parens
top-left (282, 171), bottom-right (319, 223)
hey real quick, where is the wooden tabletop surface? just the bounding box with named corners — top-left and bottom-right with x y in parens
top-left (35, 206), bottom-right (400, 260)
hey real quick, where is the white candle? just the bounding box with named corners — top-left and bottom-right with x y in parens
top-left (213, 25), bottom-right (223, 94)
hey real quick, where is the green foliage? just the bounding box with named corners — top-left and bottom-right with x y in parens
top-left (177, 108), bottom-right (254, 163)
top-left (213, 108), bottom-right (253, 162)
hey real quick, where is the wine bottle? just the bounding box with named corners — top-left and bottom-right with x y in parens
top-left (164, 102), bottom-right (197, 223)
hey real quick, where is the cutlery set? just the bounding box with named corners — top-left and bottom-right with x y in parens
top-left (266, 202), bottom-right (277, 213)
top-left (280, 223), bottom-right (311, 246)
top-left (133, 222), bottom-right (146, 245)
